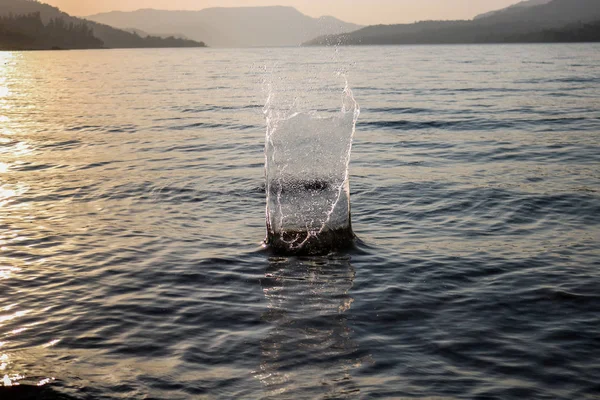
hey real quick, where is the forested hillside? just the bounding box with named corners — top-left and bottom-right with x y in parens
top-left (0, 12), bottom-right (103, 49)
top-left (0, 0), bottom-right (207, 49)
top-left (306, 0), bottom-right (600, 46)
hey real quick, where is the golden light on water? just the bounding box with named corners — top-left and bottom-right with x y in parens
top-left (0, 54), bottom-right (14, 139)
top-left (11, 142), bottom-right (32, 156)
top-left (43, 339), bottom-right (61, 348)
top-left (0, 309), bottom-right (30, 325)
top-left (0, 186), bottom-right (20, 209)
top-left (0, 78), bottom-right (9, 98)
top-left (1, 304), bottom-right (17, 312)
top-left (0, 353), bottom-right (25, 387)
top-left (0, 53), bottom-right (13, 99)
top-left (0, 52), bottom-right (63, 387)
top-left (0, 187), bottom-right (17, 202)
top-left (8, 327), bottom-right (28, 336)
top-left (38, 377), bottom-right (55, 386)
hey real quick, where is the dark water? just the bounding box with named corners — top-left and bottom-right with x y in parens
top-left (0, 45), bottom-right (599, 399)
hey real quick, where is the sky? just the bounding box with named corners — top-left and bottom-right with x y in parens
top-left (42, 0), bottom-right (525, 25)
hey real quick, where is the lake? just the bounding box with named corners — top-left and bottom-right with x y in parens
top-left (0, 44), bottom-right (599, 399)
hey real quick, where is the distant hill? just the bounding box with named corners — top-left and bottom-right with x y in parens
top-left (306, 0), bottom-right (600, 46)
top-left (474, 0), bottom-right (552, 20)
top-left (475, 0), bottom-right (600, 27)
top-left (85, 6), bottom-right (363, 48)
top-left (0, 0), bottom-right (206, 49)
top-left (517, 20), bottom-right (600, 42)
top-left (123, 27), bottom-right (191, 40)
top-left (0, 12), bottom-right (103, 50)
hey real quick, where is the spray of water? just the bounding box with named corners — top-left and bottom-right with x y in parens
top-left (263, 76), bottom-right (359, 255)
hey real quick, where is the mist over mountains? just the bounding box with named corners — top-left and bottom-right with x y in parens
top-left (85, 7), bottom-right (363, 48)
top-left (306, 0), bottom-right (600, 45)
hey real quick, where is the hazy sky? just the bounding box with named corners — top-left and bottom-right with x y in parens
top-left (44, 0), bottom-right (525, 25)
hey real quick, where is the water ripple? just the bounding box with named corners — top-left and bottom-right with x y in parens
top-left (0, 45), bottom-right (598, 400)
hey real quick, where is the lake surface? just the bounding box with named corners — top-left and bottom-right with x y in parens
top-left (0, 45), bottom-right (599, 399)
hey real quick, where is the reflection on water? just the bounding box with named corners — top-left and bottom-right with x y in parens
top-left (0, 54), bottom-right (65, 387)
top-left (0, 53), bottom-right (12, 99)
top-left (256, 256), bottom-right (363, 399)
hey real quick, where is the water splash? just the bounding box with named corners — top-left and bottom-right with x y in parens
top-left (263, 79), bottom-right (360, 255)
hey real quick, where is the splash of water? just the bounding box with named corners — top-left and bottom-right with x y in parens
top-left (263, 80), bottom-right (359, 255)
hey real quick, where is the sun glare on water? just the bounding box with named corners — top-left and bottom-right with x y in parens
top-left (0, 53), bottom-right (13, 99)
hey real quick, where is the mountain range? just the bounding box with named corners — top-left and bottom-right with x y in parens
top-left (306, 0), bottom-right (600, 45)
top-left (2, 0), bottom-right (600, 50)
top-left (85, 7), bottom-right (362, 48)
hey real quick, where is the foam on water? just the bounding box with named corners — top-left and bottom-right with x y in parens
top-left (263, 80), bottom-right (360, 254)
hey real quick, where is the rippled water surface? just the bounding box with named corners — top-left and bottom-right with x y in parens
top-left (0, 45), bottom-right (599, 399)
